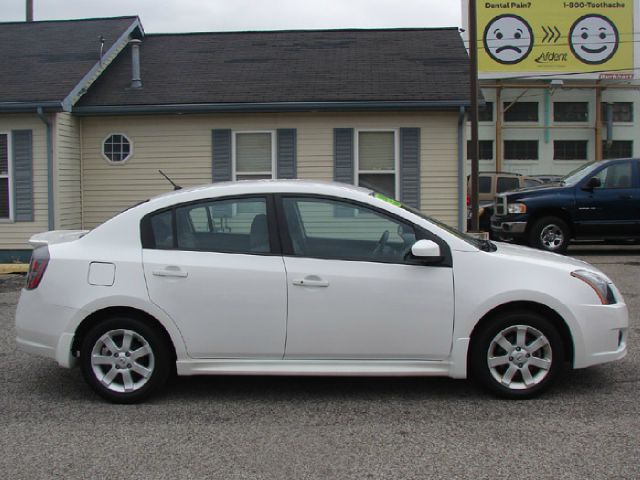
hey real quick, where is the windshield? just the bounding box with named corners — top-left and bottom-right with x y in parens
top-left (370, 192), bottom-right (495, 251)
top-left (559, 161), bottom-right (599, 186)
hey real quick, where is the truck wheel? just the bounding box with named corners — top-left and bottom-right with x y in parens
top-left (529, 216), bottom-right (570, 253)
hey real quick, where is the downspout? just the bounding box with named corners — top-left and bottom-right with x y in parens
top-left (457, 106), bottom-right (466, 232)
top-left (37, 107), bottom-right (54, 231)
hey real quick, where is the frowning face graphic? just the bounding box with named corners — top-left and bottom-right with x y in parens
top-left (483, 14), bottom-right (534, 65)
top-left (569, 14), bottom-right (619, 65)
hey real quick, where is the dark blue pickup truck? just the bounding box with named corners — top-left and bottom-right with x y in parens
top-left (490, 158), bottom-right (640, 253)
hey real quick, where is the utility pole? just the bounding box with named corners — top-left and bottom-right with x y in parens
top-left (26, 0), bottom-right (33, 22)
top-left (468, 0), bottom-right (480, 232)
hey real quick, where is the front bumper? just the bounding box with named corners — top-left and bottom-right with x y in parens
top-left (572, 301), bottom-right (628, 369)
top-left (490, 219), bottom-right (527, 234)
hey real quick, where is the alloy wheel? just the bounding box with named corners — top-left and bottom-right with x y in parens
top-left (487, 324), bottom-right (553, 390)
top-left (90, 329), bottom-right (156, 394)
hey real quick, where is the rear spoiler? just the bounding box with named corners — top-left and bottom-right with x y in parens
top-left (28, 230), bottom-right (89, 248)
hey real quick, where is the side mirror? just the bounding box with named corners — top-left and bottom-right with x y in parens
top-left (583, 176), bottom-right (601, 191)
top-left (410, 239), bottom-right (442, 262)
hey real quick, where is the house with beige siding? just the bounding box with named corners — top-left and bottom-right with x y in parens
top-left (0, 17), bottom-right (471, 261)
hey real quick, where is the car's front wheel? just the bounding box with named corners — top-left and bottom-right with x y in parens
top-left (80, 316), bottom-right (171, 403)
top-left (470, 311), bottom-right (565, 399)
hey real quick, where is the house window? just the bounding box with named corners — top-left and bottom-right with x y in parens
top-left (503, 102), bottom-right (538, 122)
top-left (103, 134), bottom-right (132, 164)
top-left (479, 102), bottom-right (494, 122)
top-left (0, 133), bottom-right (9, 219)
top-left (554, 102), bottom-right (588, 122)
top-left (234, 132), bottom-right (275, 180)
top-left (602, 102), bottom-right (633, 122)
top-left (357, 130), bottom-right (397, 198)
top-left (467, 140), bottom-right (493, 160)
top-left (603, 141), bottom-right (633, 159)
top-left (504, 140), bottom-right (538, 160)
top-left (554, 140), bottom-right (588, 160)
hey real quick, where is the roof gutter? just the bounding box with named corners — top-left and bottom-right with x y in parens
top-left (457, 106), bottom-right (466, 232)
top-left (36, 106), bottom-right (55, 231)
top-left (0, 101), bottom-right (62, 113)
top-left (73, 100), bottom-right (471, 116)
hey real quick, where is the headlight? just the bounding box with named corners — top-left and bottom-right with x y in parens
top-left (507, 202), bottom-right (527, 214)
top-left (571, 270), bottom-right (616, 305)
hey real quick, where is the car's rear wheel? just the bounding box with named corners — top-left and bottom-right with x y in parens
top-left (529, 216), bottom-right (570, 253)
top-left (80, 316), bottom-right (171, 403)
top-left (470, 311), bottom-right (565, 399)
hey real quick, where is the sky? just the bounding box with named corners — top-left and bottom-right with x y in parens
top-left (1, 0), bottom-right (462, 32)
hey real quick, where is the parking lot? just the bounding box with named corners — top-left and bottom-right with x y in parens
top-left (1, 245), bottom-right (639, 479)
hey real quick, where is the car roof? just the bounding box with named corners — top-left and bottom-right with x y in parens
top-left (147, 179), bottom-right (374, 208)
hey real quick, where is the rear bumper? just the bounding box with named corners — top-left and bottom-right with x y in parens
top-left (15, 289), bottom-right (80, 368)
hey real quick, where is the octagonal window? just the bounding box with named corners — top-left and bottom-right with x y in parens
top-left (103, 134), bottom-right (132, 164)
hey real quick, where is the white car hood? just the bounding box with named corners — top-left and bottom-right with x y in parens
top-left (491, 241), bottom-right (608, 278)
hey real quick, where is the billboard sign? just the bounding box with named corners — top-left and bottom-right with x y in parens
top-left (467, 0), bottom-right (636, 79)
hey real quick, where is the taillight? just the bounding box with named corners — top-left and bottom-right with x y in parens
top-left (26, 246), bottom-right (49, 290)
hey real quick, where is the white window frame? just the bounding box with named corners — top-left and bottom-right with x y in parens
top-left (232, 130), bottom-right (276, 180)
top-left (102, 133), bottom-right (133, 165)
top-left (0, 132), bottom-right (13, 222)
top-left (354, 129), bottom-right (399, 197)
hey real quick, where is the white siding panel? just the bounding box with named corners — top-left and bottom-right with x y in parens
top-left (81, 113), bottom-right (460, 229)
top-left (54, 112), bottom-right (82, 229)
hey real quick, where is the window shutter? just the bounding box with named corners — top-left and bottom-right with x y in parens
top-left (12, 130), bottom-right (33, 222)
top-left (333, 128), bottom-right (354, 184)
top-left (211, 129), bottom-right (232, 182)
top-left (276, 129), bottom-right (297, 179)
top-left (399, 128), bottom-right (420, 209)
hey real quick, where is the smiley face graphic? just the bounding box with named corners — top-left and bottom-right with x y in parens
top-left (483, 14), bottom-right (534, 65)
top-left (569, 14), bottom-right (619, 65)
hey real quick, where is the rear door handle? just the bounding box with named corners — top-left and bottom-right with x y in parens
top-left (152, 266), bottom-right (188, 278)
top-left (292, 275), bottom-right (329, 287)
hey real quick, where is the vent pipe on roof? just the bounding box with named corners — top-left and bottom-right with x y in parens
top-left (130, 39), bottom-right (142, 89)
top-left (26, 0), bottom-right (33, 21)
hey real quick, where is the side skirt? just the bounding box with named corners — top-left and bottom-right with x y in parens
top-left (176, 359), bottom-right (453, 377)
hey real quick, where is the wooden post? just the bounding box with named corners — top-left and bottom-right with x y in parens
top-left (495, 84), bottom-right (502, 172)
top-left (595, 83), bottom-right (603, 161)
top-left (26, 0), bottom-right (33, 21)
top-left (469, 0), bottom-right (480, 231)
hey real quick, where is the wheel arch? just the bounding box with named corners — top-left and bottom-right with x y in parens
top-left (525, 208), bottom-right (574, 237)
top-left (71, 306), bottom-right (177, 363)
top-left (467, 301), bottom-right (575, 369)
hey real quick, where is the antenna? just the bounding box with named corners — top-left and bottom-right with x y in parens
top-left (158, 170), bottom-right (182, 190)
top-left (99, 35), bottom-right (105, 66)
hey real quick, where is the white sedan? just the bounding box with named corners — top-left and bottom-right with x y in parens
top-left (16, 181), bottom-right (628, 403)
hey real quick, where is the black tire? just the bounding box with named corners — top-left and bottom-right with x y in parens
top-left (529, 216), bottom-right (570, 253)
top-left (469, 310), bottom-right (566, 399)
top-left (80, 316), bottom-right (171, 404)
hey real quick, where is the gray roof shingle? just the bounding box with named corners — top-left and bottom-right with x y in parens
top-left (78, 28), bottom-right (471, 110)
top-left (0, 16), bottom-right (139, 106)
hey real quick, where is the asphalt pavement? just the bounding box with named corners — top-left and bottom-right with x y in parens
top-left (1, 246), bottom-right (639, 479)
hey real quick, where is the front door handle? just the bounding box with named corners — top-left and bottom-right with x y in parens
top-left (152, 266), bottom-right (188, 278)
top-left (292, 275), bottom-right (329, 287)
